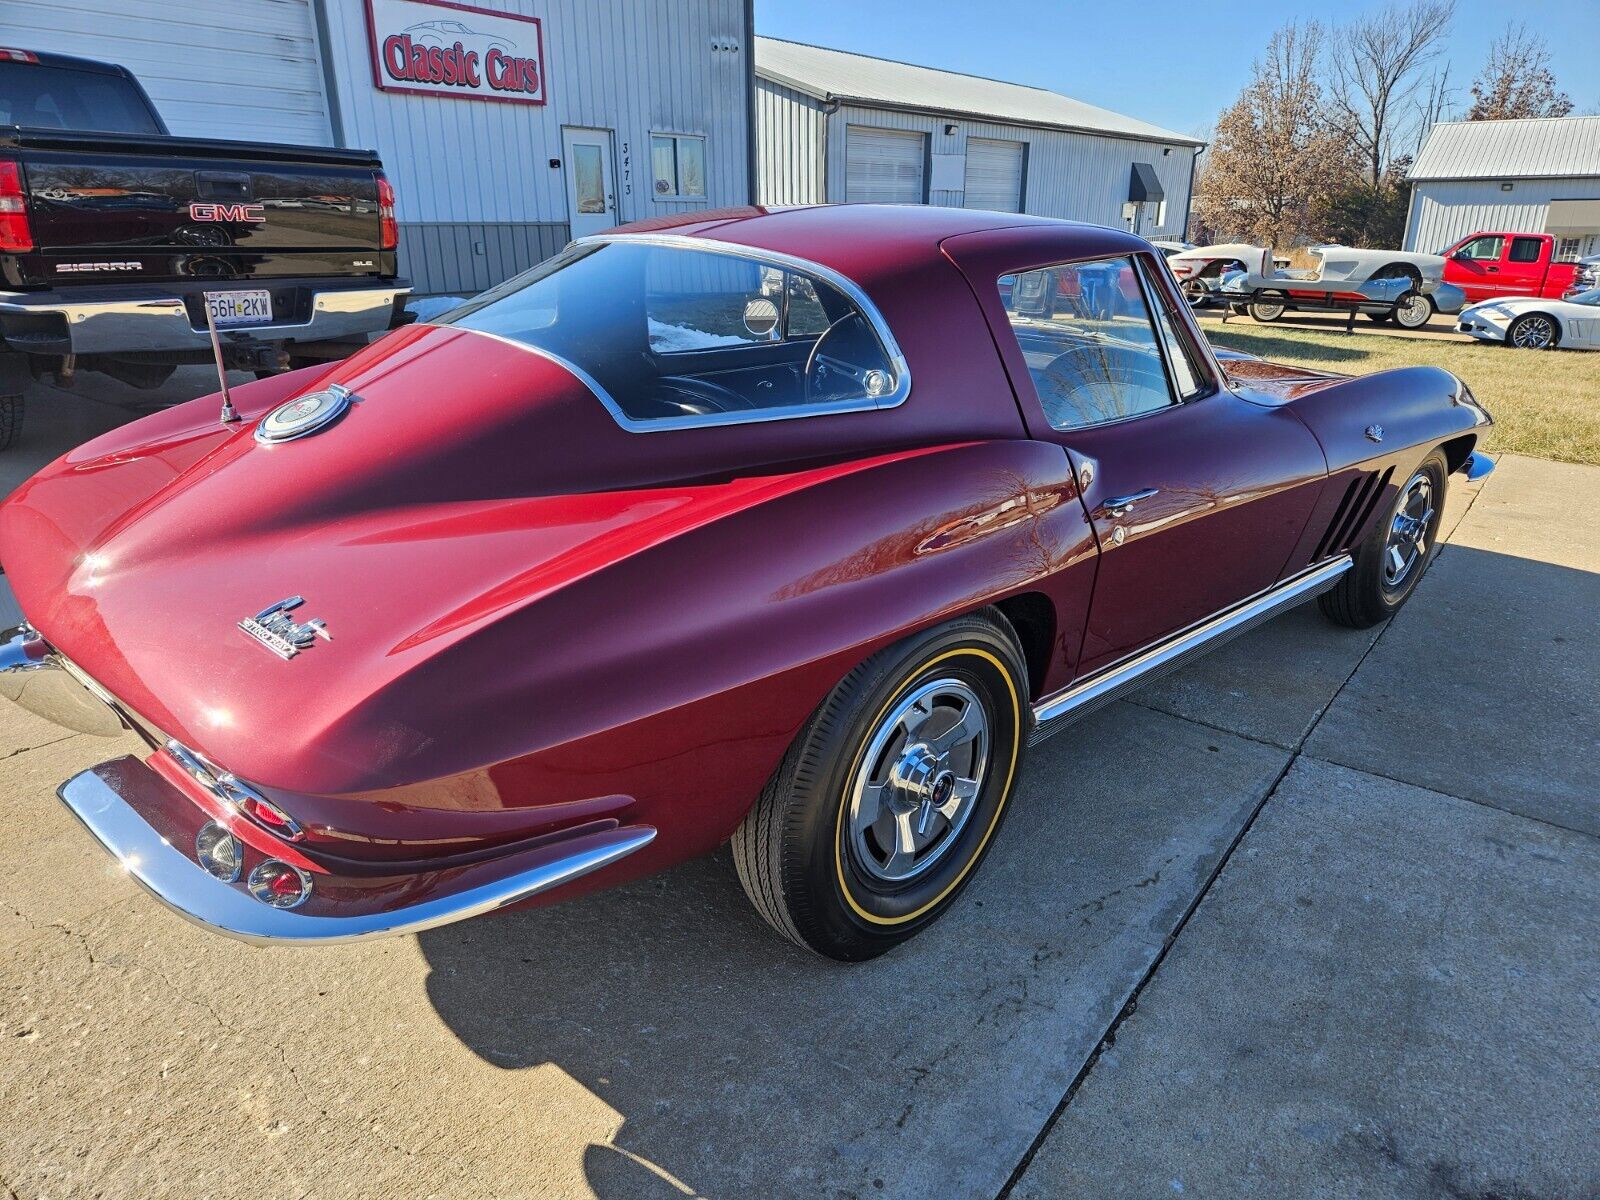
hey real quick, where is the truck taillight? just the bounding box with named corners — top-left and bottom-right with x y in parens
top-left (0, 49), bottom-right (40, 63)
top-left (376, 172), bottom-right (397, 251)
top-left (0, 161), bottom-right (31, 253)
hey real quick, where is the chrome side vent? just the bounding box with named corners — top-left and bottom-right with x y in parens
top-left (1313, 467), bottom-right (1393, 562)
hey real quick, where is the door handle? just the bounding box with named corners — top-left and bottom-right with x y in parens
top-left (1099, 488), bottom-right (1159, 518)
top-left (1486, 266), bottom-right (1499, 272)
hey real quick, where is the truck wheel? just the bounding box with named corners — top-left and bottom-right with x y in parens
top-left (1506, 313), bottom-right (1559, 350)
top-left (1392, 291), bottom-right (1433, 329)
top-left (732, 611), bottom-right (1028, 961)
top-left (1319, 451), bottom-right (1447, 629)
top-left (0, 394), bottom-right (22, 451)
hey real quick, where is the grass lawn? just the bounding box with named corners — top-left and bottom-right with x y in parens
top-left (1204, 324), bottom-right (1600, 466)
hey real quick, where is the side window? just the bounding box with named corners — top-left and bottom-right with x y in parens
top-left (996, 256), bottom-right (1180, 430)
top-left (1138, 258), bottom-right (1210, 400)
top-left (1459, 235), bottom-right (1504, 261)
top-left (1508, 237), bottom-right (1543, 264)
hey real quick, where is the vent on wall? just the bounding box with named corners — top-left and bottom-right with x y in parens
top-left (1313, 468), bottom-right (1394, 562)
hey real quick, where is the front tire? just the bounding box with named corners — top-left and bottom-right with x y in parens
top-left (1249, 299), bottom-right (1286, 323)
top-left (1392, 290), bottom-right (1433, 329)
top-left (1506, 313), bottom-right (1559, 350)
top-left (732, 612), bottom-right (1028, 961)
top-left (1319, 452), bottom-right (1447, 629)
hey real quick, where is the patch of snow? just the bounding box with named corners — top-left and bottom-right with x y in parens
top-left (647, 317), bottom-right (749, 352)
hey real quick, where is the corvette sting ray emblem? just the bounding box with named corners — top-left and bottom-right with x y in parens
top-left (239, 597), bottom-right (331, 660)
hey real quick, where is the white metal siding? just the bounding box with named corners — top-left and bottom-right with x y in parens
top-left (845, 126), bottom-right (925, 204)
top-left (755, 77), bottom-right (826, 205)
top-left (324, 0), bottom-right (749, 227)
top-left (823, 105), bottom-right (1195, 237)
top-left (963, 137), bottom-right (1024, 212)
top-left (1404, 177), bottom-right (1600, 252)
top-left (0, 0), bottom-right (332, 143)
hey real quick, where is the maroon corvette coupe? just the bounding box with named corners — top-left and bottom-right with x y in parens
top-left (0, 205), bottom-right (1491, 960)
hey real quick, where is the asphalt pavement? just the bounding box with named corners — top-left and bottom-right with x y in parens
top-left (0, 376), bottom-right (1595, 1199)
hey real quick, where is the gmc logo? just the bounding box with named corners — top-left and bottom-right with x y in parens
top-left (189, 202), bottom-right (265, 223)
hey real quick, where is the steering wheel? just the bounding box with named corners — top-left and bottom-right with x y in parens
top-left (803, 312), bottom-right (868, 403)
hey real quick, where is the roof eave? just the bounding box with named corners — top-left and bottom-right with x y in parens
top-left (752, 75), bottom-right (1205, 148)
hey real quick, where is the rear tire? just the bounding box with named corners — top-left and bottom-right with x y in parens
top-left (732, 612), bottom-right (1029, 961)
top-left (1319, 451), bottom-right (1447, 629)
top-left (0, 394), bottom-right (22, 451)
top-left (1249, 300), bottom-right (1286, 323)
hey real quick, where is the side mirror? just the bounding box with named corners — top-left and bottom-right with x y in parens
top-left (1452, 249), bottom-right (1472, 262)
top-left (742, 296), bottom-right (780, 339)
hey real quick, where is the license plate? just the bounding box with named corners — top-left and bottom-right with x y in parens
top-left (204, 289), bottom-right (273, 328)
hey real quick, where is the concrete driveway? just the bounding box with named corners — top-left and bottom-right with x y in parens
top-left (0, 380), bottom-right (1596, 1199)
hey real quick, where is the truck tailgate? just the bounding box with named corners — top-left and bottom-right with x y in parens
top-left (5, 130), bottom-right (386, 287)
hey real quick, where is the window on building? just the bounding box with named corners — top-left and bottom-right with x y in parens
top-left (1456, 235), bottom-right (1504, 261)
top-left (1556, 237), bottom-right (1580, 261)
top-left (996, 255), bottom-right (1201, 430)
top-left (651, 134), bottom-right (707, 199)
top-left (1508, 236), bottom-right (1543, 263)
top-left (439, 240), bottom-right (905, 429)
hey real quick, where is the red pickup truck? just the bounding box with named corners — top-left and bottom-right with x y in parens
top-left (1440, 232), bottom-right (1590, 305)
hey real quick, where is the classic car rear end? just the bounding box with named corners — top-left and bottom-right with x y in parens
top-left (0, 205), bottom-right (1493, 960)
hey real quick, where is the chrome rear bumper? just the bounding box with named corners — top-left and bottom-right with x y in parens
top-left (0, 283), bottom-right (408, 356)
top-left (60, 758), bottom-right (656, 946)
top-left (0, 625), bottom-right (128, 736)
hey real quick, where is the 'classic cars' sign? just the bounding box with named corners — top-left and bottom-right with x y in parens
top-left (365, 0), bottom-right (546, 105)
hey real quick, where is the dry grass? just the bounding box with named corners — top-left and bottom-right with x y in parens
top-left (1206, 325), bottom-right (1600, 466)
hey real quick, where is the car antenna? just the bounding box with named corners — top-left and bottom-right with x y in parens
top-left (202, 293), bottom-right (240, 424)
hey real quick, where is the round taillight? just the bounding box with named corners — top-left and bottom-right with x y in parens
top-left (247, 860), bottom-right (313, 909)
top-left (195, 821), bottom-right (243, 882)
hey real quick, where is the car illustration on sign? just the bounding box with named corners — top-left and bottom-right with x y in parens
top-left (0, 205), bottom-right (1493, 960)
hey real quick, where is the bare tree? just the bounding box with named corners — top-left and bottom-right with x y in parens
top-left (1194, 22), bottom-right (1356, 249)
top-left (1327, 0), bottom-right (1456, 186)
top-left (1467, 24), bottom-right (1575, 120)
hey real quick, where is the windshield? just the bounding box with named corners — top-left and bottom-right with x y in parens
top-left (1568, 288), bottom-right (1600, 306)
top-left (438, 240), bottom-right (906, 430)
top-left (0, 62), bottom-right (162, 135)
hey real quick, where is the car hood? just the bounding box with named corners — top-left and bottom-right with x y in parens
top-left (0, 323), bottom-right (880, 792)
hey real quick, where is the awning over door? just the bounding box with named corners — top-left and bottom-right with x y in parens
top-left (846, 126), bottom-right (926, 204)
top-left (1546, 198), bottom-right (1600, 233)
top-left (963, 137), bottom-right (1025, 213)
top-left (1128, 162), bottom-right (1164, 203)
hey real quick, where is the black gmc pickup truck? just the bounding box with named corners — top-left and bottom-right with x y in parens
top-left (0, 48), bottom-right (410, 448)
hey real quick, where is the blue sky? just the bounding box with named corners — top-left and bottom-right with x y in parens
top-left (754, 0), bottom-right (1600, 142)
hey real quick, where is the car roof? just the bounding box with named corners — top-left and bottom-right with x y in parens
top-left (0, 47), bottom-right (133, 77)
top-left (608, 203), bottom-right (1152, 299)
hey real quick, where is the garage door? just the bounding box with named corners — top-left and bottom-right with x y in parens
top-left (964, 138), bottom-right (1025, 212)
top-left (0, 0), bottom-right (331, 144)
top-left (846, 126), bottom-right (926, 204)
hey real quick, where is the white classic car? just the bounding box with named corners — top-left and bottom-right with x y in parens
top-left (1167, 243), bottom-right (1449, 328)
top-left (1458, 288), bottom-right (1600, 350)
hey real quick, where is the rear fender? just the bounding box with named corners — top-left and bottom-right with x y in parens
top-left (291, 439), bottom-right (1098, 866)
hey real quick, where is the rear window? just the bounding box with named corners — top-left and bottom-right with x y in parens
top-left (439, 240), bottom-right (907, 430)
top-left (0, 62), bottom-right (162, 135)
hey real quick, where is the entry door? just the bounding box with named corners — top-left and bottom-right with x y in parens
top-left (562, 127), bottom-right (617, 239)
top-left (967, 248), bottom-right (1326, 676)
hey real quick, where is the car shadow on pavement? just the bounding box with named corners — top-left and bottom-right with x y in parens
top-left (412, 536), bottom-right (1600, 1199)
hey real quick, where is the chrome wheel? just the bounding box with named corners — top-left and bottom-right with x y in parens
top-left (1510, 314), bottom-right (1557, 349)
top-left (1250, 301), bottom-right (1286, 323)
top-left (847, 678), bottom-right (990, 884)
top-left (1383, 472), bottom-right (1435, 588)
top-left (1181, 279), bottom-right (1209, 309)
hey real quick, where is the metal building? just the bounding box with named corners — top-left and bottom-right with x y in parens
top-left (1, 0), bottom-right (755, 294)
top-left (754, 37), bottom-right (1203, 238)
top-left (1405, 117), bottom-right (1600, 259)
